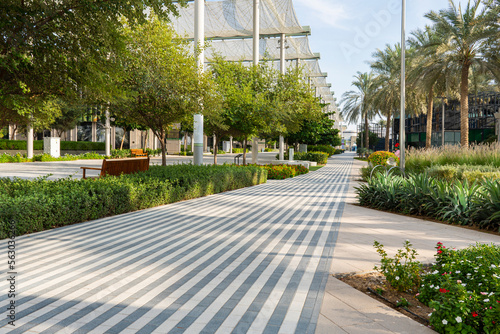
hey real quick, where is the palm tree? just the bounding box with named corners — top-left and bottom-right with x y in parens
top-left (408, 26), bottom-right (459, 148)
top-left (370, 44), bottom-right (425, 151)
top-left (424, 0), bottom-right (500, 147)
top-left (341, 72), bottom-right (378, 150)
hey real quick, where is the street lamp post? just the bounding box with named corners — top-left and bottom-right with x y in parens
top-left (193, 0), bottom-right (204, 166)
top-left (400, 0), bottom-right (406, 171)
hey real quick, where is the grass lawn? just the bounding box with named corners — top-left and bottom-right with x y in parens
top-left (309, 165), bottom-right (324, 171)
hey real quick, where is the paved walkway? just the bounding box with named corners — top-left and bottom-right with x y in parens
top-left (316, 159), bottom-right (500, 334)
top-left (0, 154), bottom-right (352, 333)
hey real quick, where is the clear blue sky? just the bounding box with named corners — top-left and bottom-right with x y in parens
top-left (292, 0), bottom-right (451, 130)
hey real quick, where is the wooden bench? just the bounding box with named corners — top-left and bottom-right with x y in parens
top-left (80, 157), bottom-right (150, 179)
top-left (130, 148), bottom-right (148, 157)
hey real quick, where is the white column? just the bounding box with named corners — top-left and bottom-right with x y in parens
top-left (105, 108), bottom-right (111, 156)
top-left (251, 0), bottom-right (260, 164)
top-left (194, 0), bottom-right (205, 165)
top-left (279, 33), bottom-right (286, 161)
top-left (399, 0), bottom-right (406, 171)
top-left (229, 136), bottom-right (233, 154)
top-left (27, 122), bottom-right (33, 159)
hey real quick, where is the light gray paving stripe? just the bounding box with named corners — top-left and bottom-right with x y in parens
top-left (131, 180), bottom-right (341, 334)
top-left (26, 181), bottom-right (316, 332)
top-left (0, 154), bottom-right (353, 334)
top-left (232, 178), bottom-right (344, 334)
top-left (85, 177), bottom-right (328, 334)
top-left (4, 184), bottom-right (295, 332)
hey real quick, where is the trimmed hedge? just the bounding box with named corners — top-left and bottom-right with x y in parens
top-left (279, 151), bottom-right (329, 164)
top-left (261, 164), bottom-right (308, 179)
top-left (308, 145), bottom-right (336, 156)
top-left (0, 139), bottom-right (105, 151)
top-left (0, 164), bottom-right (267, 239)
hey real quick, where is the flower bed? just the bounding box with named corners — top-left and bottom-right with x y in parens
top-left (371, 241), bottom-right (500, 333)
top-left (242, 164), bottom-right (309, 179)
top-left (419, 243), bottom-right (500, 333)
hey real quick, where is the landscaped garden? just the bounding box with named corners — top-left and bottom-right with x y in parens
top-left (339, 241), bottom-right (500, 333)
top-left (0, 164), bottom-right (266, 239)
top-left (357, 144), bottom-right (500, 232)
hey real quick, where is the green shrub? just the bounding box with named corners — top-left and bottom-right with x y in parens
top-left (259, 164), bottom-right (308, 179)
top-left (308, 145), bottom-right (336, 156)
top-left (355, 173), bottom-right (500, 231)
top-left (368, 151), bottom-right (399, 167)
top-left (419, 243), bottom-right (500, 334)
top-left (264, 148), bottom-right (277, 152)
top-left (0, 164), bottom-right (267, 239)
top-left (279, 151), bottom-right (329, 164)
top-left (374, 240), bottom-right (421, 293)
top-left (211, 150), bottom-right (226, 154)
top-left (0, 139), bottom-right (106, 151)
top-left (232, 148), bottom-right (250, 153)
top-left (334, 149), bottom-right (345, 155)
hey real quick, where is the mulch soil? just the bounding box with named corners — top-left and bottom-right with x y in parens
top-left (335, 271), bottom-right (435, 329)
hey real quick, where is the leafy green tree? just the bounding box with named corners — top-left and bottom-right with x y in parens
top-left (0, 0), bottom-right (185, 141)
top-left (424, 0), bottom-right (500, 147)
top-left (210, 60), bottom-right (274, 165)
top-left (114, 17), bottom-right (213, 166)
top-left (286, 111), bottom-right (341, 147)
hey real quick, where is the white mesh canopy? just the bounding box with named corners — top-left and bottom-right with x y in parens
top-left (204, 36), bottom-right (316, 61)
top-left (170, 0), bottom-right (305, 38)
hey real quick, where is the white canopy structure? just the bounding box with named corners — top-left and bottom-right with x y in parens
top-left (204, 36), bottom-right (318, 62)
top-left (170, 0), bottom-right (307, 39)
top-left (171, 0), bottom-right (339, 128)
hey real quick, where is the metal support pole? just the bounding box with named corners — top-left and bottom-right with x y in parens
top-left (441, 98), bottom-right (445, 147)
top-left (399, 0), bottom-right (406, 171)
top-left (251, 0), bottom-right (260, 164)
top-left (27, 121), bottom-right (33, 159)
top-left (279, 33), bottom-right (285, 161)
top-left (194, 0), bottom-right (204, 165)
top-left (105, 108), bottom-right (111, 156)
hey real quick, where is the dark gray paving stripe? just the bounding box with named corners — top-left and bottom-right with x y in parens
top-left (5, 187), bottom-right (291, 332)
top-left (300, 163), bottom-right (352, 334)
top-left (90, 178), bottom-right (328, 333)
top-left (199, 182), bottom-right (342, 334)
top-left (135, 181), bottom-right (341, 334)
top-left (35, 181), bottom-right (316, 333)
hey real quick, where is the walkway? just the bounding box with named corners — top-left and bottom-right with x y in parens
top-left (317, 159), bottom-right (500, 334)
top-left (0, 154), bottom-right (353, 333)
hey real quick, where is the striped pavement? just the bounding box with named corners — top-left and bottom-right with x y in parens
top-left (0, 153), bottom-right (353, 334)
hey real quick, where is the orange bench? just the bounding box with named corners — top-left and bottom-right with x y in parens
top-left (130, 148), bottom-right (148, 157)
top-left (80, 157), bottom-right (150, 179)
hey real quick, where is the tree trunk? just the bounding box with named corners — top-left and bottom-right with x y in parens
top-left (160, 132), bottom-right (167, 166)
top-left (183, 132), bottom-right (187, 152)
top-left (426, 86), bottom-right (434, 149)
top-left (242, 138), bottom-right (247, 165)
top-left (144, 130), bottom-right (149, 149)
top-left (213, 134), bottom-right (217, 165)
top-left (460, 64), bottom-right (470, 147)
top-left (190, 133), bottom-right (194, 152)
top-left (385, 112), bottom-right (392, 151)
top-left (364, 113), bottom-right (369, 151)
top-left (120, 129), bottom-right (126, 150)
